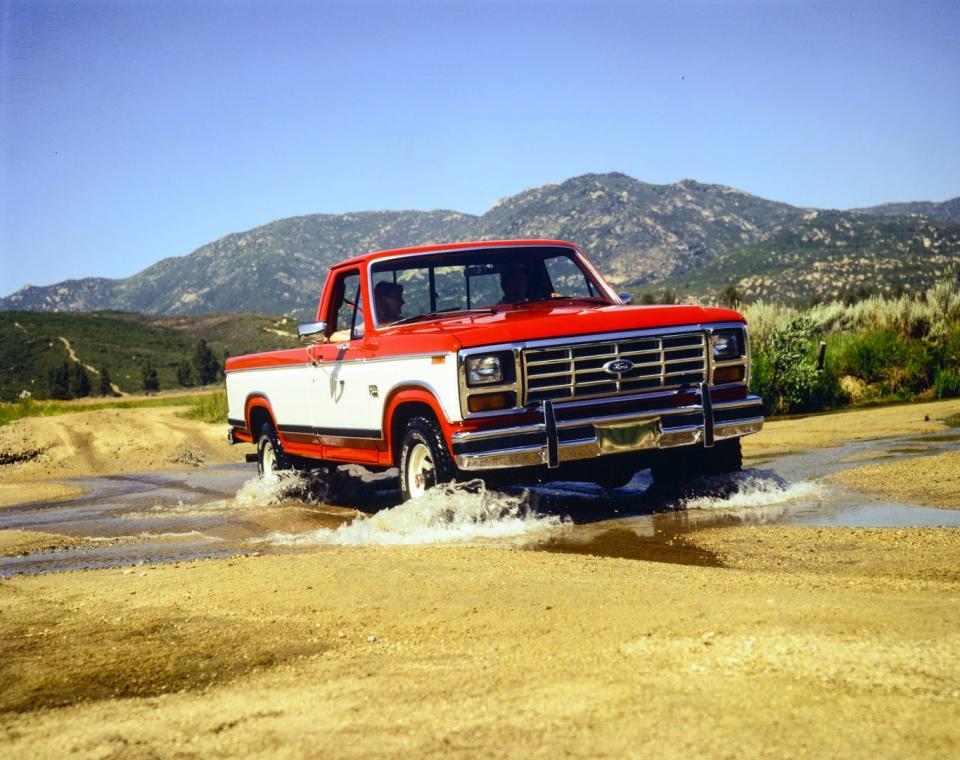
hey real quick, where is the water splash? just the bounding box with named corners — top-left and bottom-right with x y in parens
top-left (681, 474), bottom-right (826, 512)
top-left (263, 479), bottom-right (562, 547)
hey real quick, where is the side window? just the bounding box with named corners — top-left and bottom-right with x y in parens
top-left (326, 270), bottom-right (364, 341)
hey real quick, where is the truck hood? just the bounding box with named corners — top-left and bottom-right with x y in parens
top-left (386, 302), bottom-right (746, 349)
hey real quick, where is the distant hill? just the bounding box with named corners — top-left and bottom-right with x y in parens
top-left (651, 211), bottom-right (960, 304)
top-left (2, 172), bottom-right (957, 314)
top-left (0, 174), bottom-right (805, 316)
top-left (856, 197), bottom-right (960, 223)
top-left (0, 311), bottom-right (297, 401)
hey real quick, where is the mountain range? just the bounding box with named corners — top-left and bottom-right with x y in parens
top-left (3, 172), bottom-right (958, 314)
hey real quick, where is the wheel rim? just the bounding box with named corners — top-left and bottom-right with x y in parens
top-left (261, 440), bottom-right (276, 477)
top-left (406, 442), bottom-right (434, 498)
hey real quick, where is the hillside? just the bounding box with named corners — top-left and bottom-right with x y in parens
top-left (1, 174), bottom-right (806, 316)
top-left (3, 173), bottom-right (958, 315)
top-left (0, 312), bottom-right (297, 401)
top-left (651, 211), bottom-right (960, 304)
top-left (856, 197), bottom-right (960, 223)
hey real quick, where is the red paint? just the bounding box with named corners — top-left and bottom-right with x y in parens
top-left (227, 240), bottom-right (754, 470)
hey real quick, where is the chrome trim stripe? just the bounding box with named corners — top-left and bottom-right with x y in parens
top-left (226, 352), bottom-right (452, 373)
top-left (226, 362), bottom-right (311, 375)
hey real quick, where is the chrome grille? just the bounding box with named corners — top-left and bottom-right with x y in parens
top-left (522, 332), bottom-right (707, 404)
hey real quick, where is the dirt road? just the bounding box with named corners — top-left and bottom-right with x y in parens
top-left (1, 399), bottom-right (959, 757)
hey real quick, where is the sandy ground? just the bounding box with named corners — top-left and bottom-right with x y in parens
top-left (2, 399), bottom-right (960, 757)
top-left (831, 450), bottom-right (960, 509)
top-left (0, 406), bottom-right (237, 507)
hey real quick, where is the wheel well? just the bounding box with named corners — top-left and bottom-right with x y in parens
top-left (248, 405), bottom-right (273, 438)
top-left (390, 402), bottom-right (438, 465)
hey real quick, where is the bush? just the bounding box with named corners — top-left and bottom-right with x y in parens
top-left (749, 314), bottom-right (847, 415)
top-left (833, 330), bottom-right (931, 395)
top-left (933, 369), bottom-right (960, 399)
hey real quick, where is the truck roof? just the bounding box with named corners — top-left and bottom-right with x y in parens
top-left (333, 239), bottom-right (579, 269)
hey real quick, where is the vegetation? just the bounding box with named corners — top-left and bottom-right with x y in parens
top-left (0, 393), bottom-right (219, 427)
top-left (180, 390), bottom-right (228, 424)
top-left (0, 311), bottom-right (296, 401)
top-left (741, 279), bottom-right (960, 414)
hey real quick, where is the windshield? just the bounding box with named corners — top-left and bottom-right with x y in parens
top-left (369, 246), bottom-right (610, 328)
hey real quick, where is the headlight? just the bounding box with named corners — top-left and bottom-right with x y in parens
top-left (466, 355), bottom-right (503, 386)
top-left (711, 329), bottom-right (743, 361)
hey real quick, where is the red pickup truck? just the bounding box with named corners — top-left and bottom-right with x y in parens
top-left (225, 240), bottom-right (763, 500)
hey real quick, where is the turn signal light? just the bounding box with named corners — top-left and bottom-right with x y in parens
top-left (468, 392), bottom-right (516, 413)
top-left (713, 365), bottom-right (745, 384)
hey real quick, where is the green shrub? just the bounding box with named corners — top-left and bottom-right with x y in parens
top-left (749, 315), bottom-right (847, 415)
top-left (833, 329), bottom-right (931, 395)
top-left (933, 369), bottom-right (960, 399)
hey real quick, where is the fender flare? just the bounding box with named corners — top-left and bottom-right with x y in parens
top-left (382, 386), bottom-right (457, 463)
top-left (244, 393), bottom-right (280, 441)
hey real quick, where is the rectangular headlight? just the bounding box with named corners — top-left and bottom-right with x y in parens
top-left (466, 355), bottom-right (503, 386)
top-left (711, 329), bottom-right (743, 361)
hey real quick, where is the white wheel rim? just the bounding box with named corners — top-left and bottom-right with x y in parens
top-left (407, 442), bottom-right (433, 498)
top-left (262, 441), bottom-right (276, 477)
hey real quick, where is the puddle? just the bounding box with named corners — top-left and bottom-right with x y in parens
top-left (1, 429), bottom-right (959, 575)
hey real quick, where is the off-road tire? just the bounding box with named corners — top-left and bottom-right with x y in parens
top-left (399, 416), bottom-right (458, 501)
top-left (257, 421), bottom-right (290, 478)
top-left (651, 438), bottom-right (742, 486)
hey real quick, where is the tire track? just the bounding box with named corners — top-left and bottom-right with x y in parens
top-left (58, 336), bottom-right (128, 396)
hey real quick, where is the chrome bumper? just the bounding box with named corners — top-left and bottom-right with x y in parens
top-left (451, 384), bottom-right (764, 472)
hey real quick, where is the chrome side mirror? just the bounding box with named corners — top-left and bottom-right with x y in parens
top-left (618, 293), bottom-right (633, 305)
top-left (298, 320), bottom-right (328, 344)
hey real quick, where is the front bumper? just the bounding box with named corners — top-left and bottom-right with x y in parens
top-left (451, 383), bottom-right (763, 471)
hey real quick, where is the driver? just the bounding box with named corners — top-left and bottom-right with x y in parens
top-left (498, 263), bottom-right (529, 304)
top-left (374, 281), bottom-right (405, 324)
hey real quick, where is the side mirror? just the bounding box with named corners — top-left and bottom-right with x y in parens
top-left (618, 293), bottom-right (633, 305)
top-left (298, 321), bottom-right (328, 344)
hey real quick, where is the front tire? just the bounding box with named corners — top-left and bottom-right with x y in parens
top-left (399, 416), bottom-right (457, 501)
top-left (257, 422), bottom-right (290, 478)
top-left (651, 438), bottom-right (742, 486)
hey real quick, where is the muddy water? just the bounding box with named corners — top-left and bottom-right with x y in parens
top-left (1, 430), bottom-right (958, 575)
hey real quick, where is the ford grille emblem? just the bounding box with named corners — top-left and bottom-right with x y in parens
top-left (603, 358), bottom-right (635, 375)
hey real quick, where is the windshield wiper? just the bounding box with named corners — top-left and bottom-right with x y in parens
top-left (389, 308), bottom-right (495, 327)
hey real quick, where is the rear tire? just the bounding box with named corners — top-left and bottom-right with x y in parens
top-left (257, 422), bottom-right (290, 478)
top-left (399, 416), bottom-right (457, 501)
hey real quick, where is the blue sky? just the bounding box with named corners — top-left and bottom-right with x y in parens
top-left (2, 0), bottom-right (958, 294)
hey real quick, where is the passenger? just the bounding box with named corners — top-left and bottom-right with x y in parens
top-left (499, 263), bottom-right (529, 304)
top-left (374, 281), bottom-right (405, 324)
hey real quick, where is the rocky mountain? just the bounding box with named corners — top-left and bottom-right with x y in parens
top-left (1, 174), bottom-right (806, 316)
top-left (856, 197), bottom-right (960, 223)
top-left (653, 211), bottom-right (960, 304)
top-left (2, 173), bottom-right (957, 314)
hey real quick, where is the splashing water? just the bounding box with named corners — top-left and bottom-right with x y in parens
top-left (263, 479), bottom-right (563, 547)
top-left (233, 470), bottom-right (311, 508)
top-left (681, 475), bottom-right (826, 512)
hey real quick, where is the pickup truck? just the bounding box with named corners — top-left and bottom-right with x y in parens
top-left (225, 240), bottom-right (763, 500)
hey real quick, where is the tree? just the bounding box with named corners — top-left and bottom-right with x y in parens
top-left (176, 360), bottom-right (193, 387)
top-left (99, 367), bottom-right (113, 397)
top-left (193, 340), bottom-right (220, 386)
top-left (48, 362), bottom-right (71, 400)
top-left (717, 285), bottom-right (742, 308)
top-left (68, 363), bottom-right (91, 398)
top-left (141, 360), bottom-right (160, 393)
top-left (660, 289), bottom-right (676, 305)
top-left (639, 292), bottom-right (656, 305)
